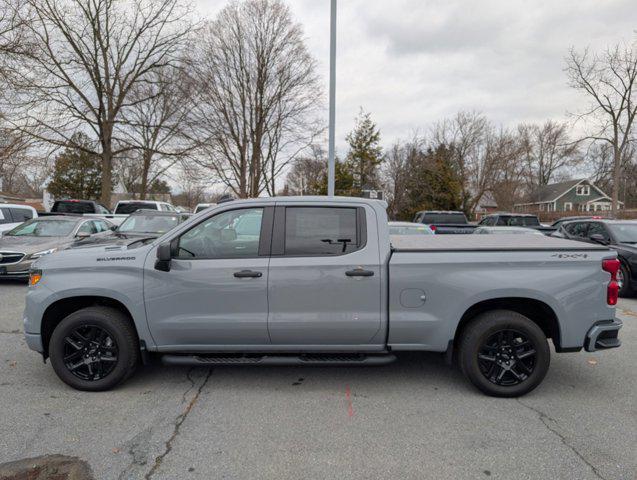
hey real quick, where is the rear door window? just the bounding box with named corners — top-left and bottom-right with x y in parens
top-left (283, 207), bottom-right (362, 256)
top-left (0, 207), bottom-right (11, 224)
top-left (564, 222), bottom-right (588, 238)
top-left (53, 201), bottom-right (95, 213)
top-left (9, 208), bottom-right (34, 222)
top-left (115, 202), bottom-right (158, 214)
top-left (422, 213), bottom-right (467, 224)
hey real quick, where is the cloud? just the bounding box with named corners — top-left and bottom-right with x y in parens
top-left (195, 0), bottom-right (637, 152)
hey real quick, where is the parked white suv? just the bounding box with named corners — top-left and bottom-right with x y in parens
top-left (0, 204), bottom-right (38, 234)
top-left (113, 200), bottom-right (176, 214)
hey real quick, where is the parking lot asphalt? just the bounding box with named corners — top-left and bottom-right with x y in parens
top-left (0, 281), bottom-right (635, 480)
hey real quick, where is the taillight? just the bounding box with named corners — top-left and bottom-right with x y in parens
top-left (602, 259), bottom-right (620, 306)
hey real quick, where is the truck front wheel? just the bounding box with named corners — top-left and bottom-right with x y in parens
top-left (459, 310), bottom-right (550, 397)
top-left (48, 306), bottom-right (139, 391)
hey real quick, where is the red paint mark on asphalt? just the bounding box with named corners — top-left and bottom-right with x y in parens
top-left (345, 385), bottom-right (354, 417)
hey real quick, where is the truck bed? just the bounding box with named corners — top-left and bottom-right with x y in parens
top-left (390, 234), bottom-right (608, 252)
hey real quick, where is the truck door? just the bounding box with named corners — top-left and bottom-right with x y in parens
top-left (267, 204), bottom-right (383, 346)
top-left (144, 206), bottom-right (273, 348)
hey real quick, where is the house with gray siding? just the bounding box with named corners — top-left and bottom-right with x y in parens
top-left (514, 179), bottom-right (623, 213)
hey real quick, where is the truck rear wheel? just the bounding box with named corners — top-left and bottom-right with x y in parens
top-left (618, 263), bottom-right (634, 297)
top-left (459, 310), bottom-right (550, 397)
top-left (49, 306), bottom-right (139, 391)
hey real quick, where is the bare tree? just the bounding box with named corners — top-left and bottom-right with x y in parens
top-left (120, 66), bottom-right (195, 199)
top-left (285, 145), bottom-right (327, 195)
top-left (518, 121), bottom-right (581, 192)
top-left (4, 0), bottom-right (194, 205)
top-left (566, 43), bottom-right (637, 214)
top-left (432, 112), bottom-right (518, 214)
top-left (188, 0), bottom-right (322, 198)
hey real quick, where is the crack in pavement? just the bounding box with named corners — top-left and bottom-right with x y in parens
top-left (516, 399), bottom-right (607, 480)
top-left (144, 368), bottom-right (213, 480)
top-left (180, 368), bottom-right (197, 405)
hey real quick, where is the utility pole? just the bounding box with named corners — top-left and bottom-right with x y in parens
top-left (327, 0), bottom-right (337, 196)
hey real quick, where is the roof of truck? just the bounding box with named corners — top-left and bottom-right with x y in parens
top-left (391, 234), bottom-right (609, 252)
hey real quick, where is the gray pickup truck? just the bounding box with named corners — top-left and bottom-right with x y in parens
top-left (24, 197), bottom-right (622, 397)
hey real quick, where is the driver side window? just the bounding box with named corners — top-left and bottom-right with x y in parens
top-left (176, 208), bottom-right (263, 259)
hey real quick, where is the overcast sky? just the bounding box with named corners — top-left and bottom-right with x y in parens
top-left (195, 0), bottom-right (637, 154)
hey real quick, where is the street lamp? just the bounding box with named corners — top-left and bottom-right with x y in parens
top-left (327, 0), bottom-right (337, 196)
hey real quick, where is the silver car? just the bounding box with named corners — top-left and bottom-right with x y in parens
top-left (0, 216), bottom-right (113, 278)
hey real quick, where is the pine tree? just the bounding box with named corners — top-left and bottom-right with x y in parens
top-left (47, 132), bottom-right (102, 200)
top-left (345, 109), bottom-right (382, 192)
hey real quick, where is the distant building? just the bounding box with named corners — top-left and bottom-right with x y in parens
top-left (360, 184), bottom-right (384, 200)
top-left (514, 179), bottom-right (623, 213)
top-left (474, 191), bottom-right (498, 218)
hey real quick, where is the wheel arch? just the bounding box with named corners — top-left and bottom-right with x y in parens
top-left (41, 296), bottom-right (138, 357)
top-left (453, 297), bottom-right (563, 351)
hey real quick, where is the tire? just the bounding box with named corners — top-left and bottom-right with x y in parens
top-left (49, 306), bottom-right (139, 391)
top-left (618, 263), bottom-right (634, 298)
top-left (459, 310), bottom-right (550, 398)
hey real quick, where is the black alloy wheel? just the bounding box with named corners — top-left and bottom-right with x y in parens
top-left (63, 325), bottom-right (119, 381)
top-left (477, 329), bottom-right (536, 386)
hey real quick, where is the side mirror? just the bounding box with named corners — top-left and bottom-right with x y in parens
top-left (110, 225), bottom-right (118, 231)
top-left (155, 242), bottom-right (172, 272)
top-left (589, 234), bottom-right (609, 245)
top-left (76, 231), bottom-right (91, 239)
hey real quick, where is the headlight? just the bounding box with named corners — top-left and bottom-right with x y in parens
top-left (30, 248), bottom-right (57, 258)
top-left (29, 269), bottom-right (42, 286)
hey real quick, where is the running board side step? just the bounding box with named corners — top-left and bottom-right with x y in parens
top-left (161, 353), bottom-right (397, 367)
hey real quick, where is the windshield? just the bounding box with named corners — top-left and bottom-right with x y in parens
top-left (6, 219), bottom-right (76, 237)
top-left (608, 224), bottom-right (637, 243)
top-left (115, 202), bottom-right (158, 214)
top-left (118, 214), bottom-right (180, 234)
top-left (389, 225), bottom-right (433, 235)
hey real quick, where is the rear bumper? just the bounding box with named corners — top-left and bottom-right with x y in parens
top-left (585, 319), bottom-right (622, 352)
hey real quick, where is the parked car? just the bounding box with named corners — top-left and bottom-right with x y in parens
top-left (73, 210), bottom-right (190, 248)
top-left (25, 197), bottom-right (621, 397)
top-left (553, 218), bottom-right (637, 296)
top-left (412, 210), bottom-right (476, 234)
top-left (0, 216), bottom-right (113, 278)
top-left (550, 215), bottom-right (609, 229)
top-left (389, 221), bottom-right (434, 235)
top-left (194, 203), bottom-right (216, 214)
top-left (51, 199), bottom-right (111, 215)
top-left (0, 204), bottom-right (38, 234)
top-left (47, 199), bottom-right (130, 226)
top-left (474, 226), bottom-right (545, 235)
top-left (114, 200), bottom-right (177, 214)
top-left (478, 213), bottom-right (555, 235)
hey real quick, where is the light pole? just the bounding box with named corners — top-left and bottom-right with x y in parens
top-left (327, 0), bottom-right (337, 196)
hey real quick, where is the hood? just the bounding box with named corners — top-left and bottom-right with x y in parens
top-left (72, 232), bottom-right (158, 249)
top-left (0, 235), bottom-right (66, 254)
top-left (34, 240), bottom-right (155, 271)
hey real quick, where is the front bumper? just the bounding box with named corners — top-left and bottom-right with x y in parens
top-left (585, 319), bottom-right (622, 352)
top-left (0, 257), bottom-right (34, 278)
top-left (24, 332), bottom-right (44, 353)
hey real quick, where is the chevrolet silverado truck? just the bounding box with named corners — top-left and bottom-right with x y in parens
top-left (24, 197), bottom-right (622, 397)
